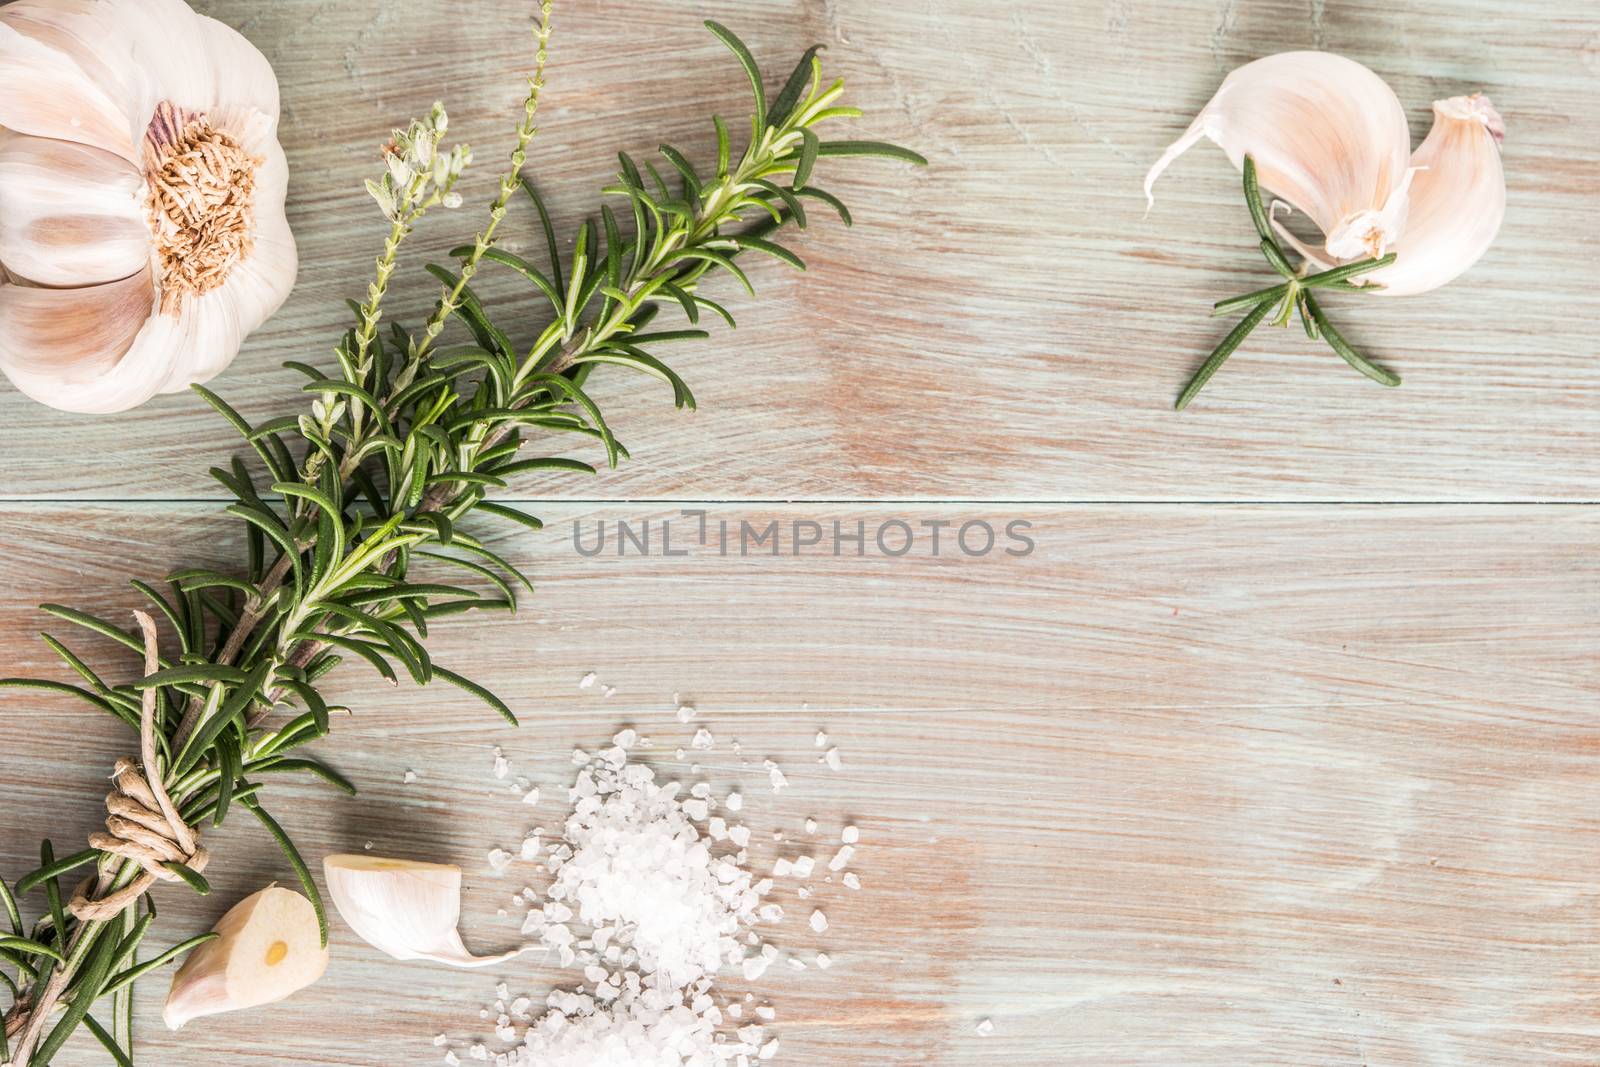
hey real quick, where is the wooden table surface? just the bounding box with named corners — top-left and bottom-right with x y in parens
top-left (2, 1), bottom-right (1597, 1064)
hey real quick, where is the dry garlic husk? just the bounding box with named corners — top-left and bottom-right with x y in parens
top-left (1304, 94), bottom-right (1507, 297)
top-left (0, 0), bottom-right (296, 413)
top-left (1145, 51), bottom-right (1415, 261)
top-left (324, 854), bottom-right (530, 969)
top-left (162, 886), bottom-right (329, 1030)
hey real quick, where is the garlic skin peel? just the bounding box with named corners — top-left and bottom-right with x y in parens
top-left (0, 0), bottom-right (296, 414)
top-left (324, 854), bottom-right (531, 969)
top-left (163, 886), bottom-right (329, 1030)
top-left (1144, 52), bottom-right (1415, 261)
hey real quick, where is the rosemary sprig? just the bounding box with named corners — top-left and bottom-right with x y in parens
top-left (1175, 155), bottom-right (1400, 410)
top-left (0, 13), bottom-right (923, 1065)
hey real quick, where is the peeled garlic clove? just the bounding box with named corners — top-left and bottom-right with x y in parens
top-left (0, 130), bottom-right (148, 288)
top-left (1357, 94), bottom-right (1506, 297)
top-left (324, 854), bottom-right (530, 969)
top-left (1145, 52), bottom-right (1415, 261)
top-left (163, 886), bottom-right (329, 1031)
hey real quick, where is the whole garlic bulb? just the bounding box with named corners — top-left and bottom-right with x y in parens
top-left (0, 0), bottom-right (296, 414)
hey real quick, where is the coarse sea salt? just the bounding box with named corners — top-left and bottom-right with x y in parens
top-left (440, 720), bottom-right (856, 1066)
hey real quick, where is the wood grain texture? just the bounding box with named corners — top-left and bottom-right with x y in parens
top-left (1, 1), bottom-right (1597, 1065)
top-left (1, 504), bottom-right (1596, 1065)
top-left (0, 0), bottom-right (1597, 501)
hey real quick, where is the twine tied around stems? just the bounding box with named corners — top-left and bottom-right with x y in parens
top-left (66, 612), bottom-right (208, 922)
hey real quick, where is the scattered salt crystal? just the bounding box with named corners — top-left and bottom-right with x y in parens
top-left (434, 1034), bottom-right (448, 1046)
top-left (443, 1052), bottom-right (459, 1066)
top-left (676, 703), bottom-right (696, 722)
top-left (814, 730), bottom-right (827, 747)
top-left (579, 672), bottom-right (597, 689)
top-left (521, 787), bottom-right (540, 807)
top-left (445, 720), bottom-right (863, 1064)
top-left (797, 886), bottom-right (811, 899)
top-left (842, 825), bottom-right (859, 844)
top-left (829, 845), bottom-right (855, 871)
top-left (843, 872), bottom-right (861, 890)
top-left (492, 749), bottom-right (510, 780)
top-left (602, 686), bottom-right (616, 698)
top-left (363, 841), bottom-right (373, 850)
top-left (976, 1018), bottom-right (995, 1036)
top-left (403, 769), bottom-right (418, 784)
top-left (825, 747), bottom-right (842, 771)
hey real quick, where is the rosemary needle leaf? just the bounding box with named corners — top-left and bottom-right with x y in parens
top-left (243, 800), bottom-right (327, 947)
top-left (1176, 298), bottom-right (1276, 410)
top-left (1302, 252), bottom-right (1398, 289)
top-left (160, 862), bottom-right (211, 897)
top-left (476, 501), bottom-right (545, 533)
top-left (250, 758), bottom-right (358, 796)
top-left (814, 140), bottom-right (929, 165)
top-left (733, 235), bottom-right (806, 271)
top-left (770, 44), bottom-right (825, 128)
top-left (0, 934), bottom-right (66, 964)
top-left (98, 933), bottom-right (219, 1001)
top-left (1212, 282), bottom-right (1289, 317)
top-left (15, 849), bottom-right (99, 895)
top-left (0, 873), bottom-right (21, 935)
top-left (1302, 290), bottom-right (1401, 387)
top-left (82, 1014), bottom-right (134, 1067)
top-left (433, 666), bottom-right (518, 727)
top-left (704, 21), bottom-right (767, 131)
top-left (1242, 154), bottom-right (1275, 244)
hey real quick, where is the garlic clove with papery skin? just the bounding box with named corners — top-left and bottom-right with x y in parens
top-left (163, 886), bottom-right (330, 1031)
top-left (1144, 51), bottom-right (1416, 262)
top-left (1345, 94), bottom-right (1507, 297)
top-left (324, 854), bottom-right (532, 969)
top-left (0, 0), bottom-right (296, 414)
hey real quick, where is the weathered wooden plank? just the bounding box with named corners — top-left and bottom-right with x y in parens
top-left (1, 0), bottom-right (1597, 502)
top-left (1, 503), bottom-right (1594, 1064)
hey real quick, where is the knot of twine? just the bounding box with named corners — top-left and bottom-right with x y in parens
top-left (67, 611), bottom-right (207, 923)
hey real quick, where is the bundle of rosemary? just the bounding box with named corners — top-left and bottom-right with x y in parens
top-left (0, 9), bottom-right (922, 1064)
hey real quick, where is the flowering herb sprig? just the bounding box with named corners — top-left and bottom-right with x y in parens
top-left (1176, 155), bottom-right (1399, 410)
top-left (0, 10), bottom-right (923, 1064)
